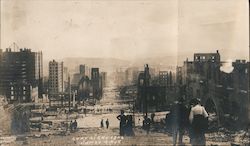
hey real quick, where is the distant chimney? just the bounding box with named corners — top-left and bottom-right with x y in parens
top-left (7, 48), bottom-right (12, 52)
top-left (216, 50), bottom-right (219, 54)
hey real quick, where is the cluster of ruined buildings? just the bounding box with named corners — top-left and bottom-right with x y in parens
top-left (0, 46), bottom-right (106, 106)
top-left (115, 65), bottom-right (175, 112)
top-left (114, 66), bottom-right (173, 87)
top-left (45, 61), bottom-right (107, 107)
top-left (0, 45), bottom-right (249, 127)
top-left (113, 67), bottom-right (140, 87)
top-left (176, 51), bottom-right (249, 127)
top-left (135, 50), bottom-right (249, 128)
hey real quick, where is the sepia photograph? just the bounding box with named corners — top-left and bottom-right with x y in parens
top-left (0, 0), bottom-right (249, 145)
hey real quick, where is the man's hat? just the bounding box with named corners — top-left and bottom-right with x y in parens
top-left (190, 98), bottom-right (201, 105)
top-left (178, 96), bottom-right (185, 102)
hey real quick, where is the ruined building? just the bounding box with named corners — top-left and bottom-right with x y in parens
top-left (0, 47), bottom-right (43, 103)
top-left (158, 71), bottom-right (173, 87)
top-left (48, 60), bottom-right (64, 100)
top-left (136, 64), bottom-right (166, 115)
top-left (125, 67), bottom-right (140, 86)
top-left (91, 68), bottom-right (102, 100)
top-left (100, 72), bottom-right (107, 88)
top-left (79, 64), bottom-right (91, 77)
top-left (78, 76), bottom-right (92, 101)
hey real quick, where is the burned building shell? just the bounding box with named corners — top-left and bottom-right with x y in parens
top-left (176, 50), bottom-right (249, 129)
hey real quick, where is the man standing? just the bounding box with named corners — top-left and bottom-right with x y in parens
top-left (73, 120), bottom-right (78, 130)
top-left (70, 120), bottom-right (73, 132)
top-left (143, 116), bottom-right (151, 134)
top-left (151, 113), bottom-right (155, 124)
top-left (84, 108), bottom-right (87, 116)
top-left (125, 115), bottom-right (135, 136)
top-left (101, 119), bottom-right (104, 128)
top-left (170, 98), bottom-right (189, 146)
top-left (106, 119), bottom-right (109, 129)
top-left (189, 98), bottom-right (208, 146)
top-left (117, 110), bottom-right (127, 136)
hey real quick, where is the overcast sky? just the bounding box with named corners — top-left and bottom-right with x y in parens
top-left (1, 0), bottom-right (249, 63)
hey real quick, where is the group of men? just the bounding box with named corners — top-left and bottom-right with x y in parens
top-left (168, 98), bottom-right (209, 146)
top-left (117, 110), bottom-right (135, 136)
top-left (115, 97), bottom-right (208, 145)
top-left (70, 120), bottom-right (78, 132)
top-left (116, 97), bottom-right (208, 146)
top-left (100, 118), bottom-right (109, 129)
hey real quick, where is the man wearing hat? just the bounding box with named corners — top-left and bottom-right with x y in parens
top-left (117, 110), bottom-right (126, 136)
top-left (170, 97), bottom-right (189, 146)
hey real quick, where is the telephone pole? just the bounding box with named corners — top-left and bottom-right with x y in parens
top-left (68, 76), bottom-right (71, 112)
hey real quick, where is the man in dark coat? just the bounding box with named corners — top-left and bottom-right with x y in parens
top-left (106, 119), bottom-right (109, 129)
top-left (170, 98), bottom-right (189, 146)
top-left (143, 116), bottom-right (151, 134)
top-left (117, 110), bottom-right (127, 136)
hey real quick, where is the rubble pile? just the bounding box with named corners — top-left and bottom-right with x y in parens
top-left (0, 135), bottom-right (16, 145)
top-left (207, 131), bottom-right (234, 142)
top-left (0, 97), bottom-right (11, 135)
top-left (207, 128), bottom-right (250, 145)
top-left (233, 130), bottom-right (250, 144)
